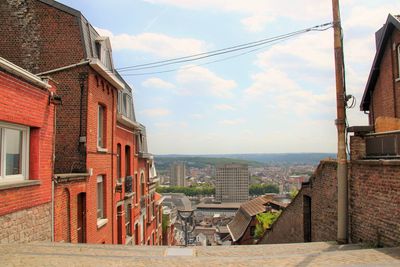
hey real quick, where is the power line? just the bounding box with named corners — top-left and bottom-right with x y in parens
top-left (120, 34), bottom-right (300, 77)
top-left (116, 22), bottom-right (333, 73)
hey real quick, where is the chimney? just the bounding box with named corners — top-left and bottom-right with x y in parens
top-left (375, 25), bottom-right (385, 50)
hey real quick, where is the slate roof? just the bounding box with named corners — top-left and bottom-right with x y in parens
top-left (360, 14), bottom-right (400, 111)
top-left (39, 0), bottom-right (114, 70)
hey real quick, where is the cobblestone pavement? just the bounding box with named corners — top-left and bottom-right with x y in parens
top-left (1, 242), bottom-right (399, 267)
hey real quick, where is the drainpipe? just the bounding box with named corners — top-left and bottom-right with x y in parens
top-left (332, 0), bottom-right (348, 244)
top-left (49, 89), bottom-right (61, 242)
top-left (111, 88), bottom-right (115, 244)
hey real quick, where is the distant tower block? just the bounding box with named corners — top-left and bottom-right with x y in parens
top-left (215, 164), bottom-right (249, 203)
top-left (170, 162), bottom-right (187, 187)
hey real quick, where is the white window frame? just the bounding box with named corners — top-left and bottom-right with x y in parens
top-left (0, 121), bottom-right (29, 182)
top-left (97, 175), bottom-right (104, 220)
top-left (97, 105), bottom-right (105, 149)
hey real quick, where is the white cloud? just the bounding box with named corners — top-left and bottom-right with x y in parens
top-left (142, 0), bottom-right (330, 32)
top-left (142, 77), bottom-right (175, 89)
top-left (219, 118), bottom-right (244, 125)
top-left (141, 108), bottom-right (171, 117)
top-left (176, 65), bottom-right (237, 98)
top-left (214, 104), bottom-right (236, 111)
top-left (95, 28), bottom-right (207, 58)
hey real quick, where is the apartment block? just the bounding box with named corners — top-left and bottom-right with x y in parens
top-left (170, 162), bottom-right (187, 187)
top-left (215, 164), bottom-right (249, 203)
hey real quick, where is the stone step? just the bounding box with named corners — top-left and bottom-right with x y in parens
top-left (1, 242), bottom-right (399, 267)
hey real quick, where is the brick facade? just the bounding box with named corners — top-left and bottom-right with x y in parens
top-left (0, 0), bottom-right (161, 246)
top-left (0, 62), bottom-right (55, 243)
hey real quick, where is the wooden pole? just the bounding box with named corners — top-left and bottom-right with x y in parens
top-left (332, 0), bottom-right (348, 244)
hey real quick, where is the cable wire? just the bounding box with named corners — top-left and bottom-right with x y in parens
top-left (116, 22), bottom-right (333, 72)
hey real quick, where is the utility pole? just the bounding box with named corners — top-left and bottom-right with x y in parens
top-left (332, 0), bottom-right (348, 244)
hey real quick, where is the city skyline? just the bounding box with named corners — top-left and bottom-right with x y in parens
top-left (58, 0), bottom-right (400, 154)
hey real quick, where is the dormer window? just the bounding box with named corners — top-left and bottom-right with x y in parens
top-left (95, 37), bottom-right (113, 69)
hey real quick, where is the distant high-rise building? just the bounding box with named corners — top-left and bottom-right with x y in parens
top-left (215, 164), bottom-right (249, 203)
top-left (170, 162), bottom-right (187, 187)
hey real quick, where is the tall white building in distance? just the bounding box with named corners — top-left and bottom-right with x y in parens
top-left (215, 163), bottom-right (249, 203)
top-left (170, 162), bottom-right (187, 187)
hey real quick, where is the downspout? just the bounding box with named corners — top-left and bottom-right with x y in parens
top-left (51, 104), bottom-right (56, 242)
top-left (391, 37), bottom-right (398, 117)
top-left (111, 88), bottom-right (115, 244)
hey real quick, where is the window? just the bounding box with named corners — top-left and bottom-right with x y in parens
top-left (125, 203), bottom-right (132, 237)
top-left (0, 122), bottom-right (29, 181)
top-left (140, 173), bottom-right (145, 196)
top-left (97, 105), bottom-right (105, 148)
top-left (125, 145), bottom-right (131, 176)
top-left (97, 175), bottom-right (105, 220)
top-left (398, 44), bottom-right (400, 78)
top-left (117, 144), bottom-right (121, 179)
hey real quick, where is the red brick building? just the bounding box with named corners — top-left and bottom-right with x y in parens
top-left (0, 0), bottom-right (161, 245)
top-left (0, 57), bottom-right (56, 243)
top-left (361, 14), bottom-right (400, 129)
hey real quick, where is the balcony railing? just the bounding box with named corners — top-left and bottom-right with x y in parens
top-left (125, 176), bottom-right (133, 194)
top-left (365, 131), bottom-right (400, 158)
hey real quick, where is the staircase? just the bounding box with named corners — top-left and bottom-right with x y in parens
top-left (1, 241), bottom-right (399, 266)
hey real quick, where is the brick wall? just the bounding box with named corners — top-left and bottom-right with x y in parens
top-left (0, 70), bottom-right (54, 216)
top-left (260, 153), bottom-right (400, 248)
top-left (260, 160), bottom-right (337, 244)
top-left (0, 69), bottom-right (54, 243)
top-left (349, 160), bottom-right (400, 247)
top-left (54, 178), bottom-right (88, 243)
top-left (0, 0), bottom-right (84, 74)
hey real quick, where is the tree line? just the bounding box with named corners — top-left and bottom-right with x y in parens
top-left (156, 183), bottom-right (279, 197)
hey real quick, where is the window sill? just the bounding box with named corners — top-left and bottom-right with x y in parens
top-left (97, 218), bottom-right (108, 229)
top-left (0, 180), bottom-right (41, 191)
top-left (125, 192), bottom-right (135, 199)
top-left (97, 147), bottom-right (108, 153)
top-left (396, 77), bottom-right (400, 83)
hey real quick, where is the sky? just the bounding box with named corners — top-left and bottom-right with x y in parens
top-left (58, 0), bottom-right (400, 155)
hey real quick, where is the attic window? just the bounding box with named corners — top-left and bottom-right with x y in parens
top-left (95, 40), bottom-right (107, 63)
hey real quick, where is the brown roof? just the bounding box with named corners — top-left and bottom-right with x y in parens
top-left (240, 195), bottom-right (273, 217)
top-left (227, 209), bottom-right (251, 242)
top-left (227, 195), bottom-right (277, 242)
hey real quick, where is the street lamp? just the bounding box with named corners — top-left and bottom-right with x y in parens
top-left (177, 209), bottom-right (195, 247)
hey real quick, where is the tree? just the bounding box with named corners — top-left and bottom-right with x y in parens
top-left (254, 211), bottom-right (281, 239)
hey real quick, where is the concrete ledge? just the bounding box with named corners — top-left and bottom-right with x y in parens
top-left (0, 180), bottom-right (41, 191)
top-left (97, 218), bottom-right (108, 229)
top-left (351, 159), bottom-right (400, 166)
top-left (55, 173), bottom-right (89, 183)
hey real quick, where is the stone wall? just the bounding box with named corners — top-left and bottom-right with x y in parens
top-left (0, 203), bottom-right (51, 244)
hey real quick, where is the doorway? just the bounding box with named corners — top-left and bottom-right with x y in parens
top-left (303, 195), bottom-right (312, 242)
top-left (77, 193), bottom-right (86, 243)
